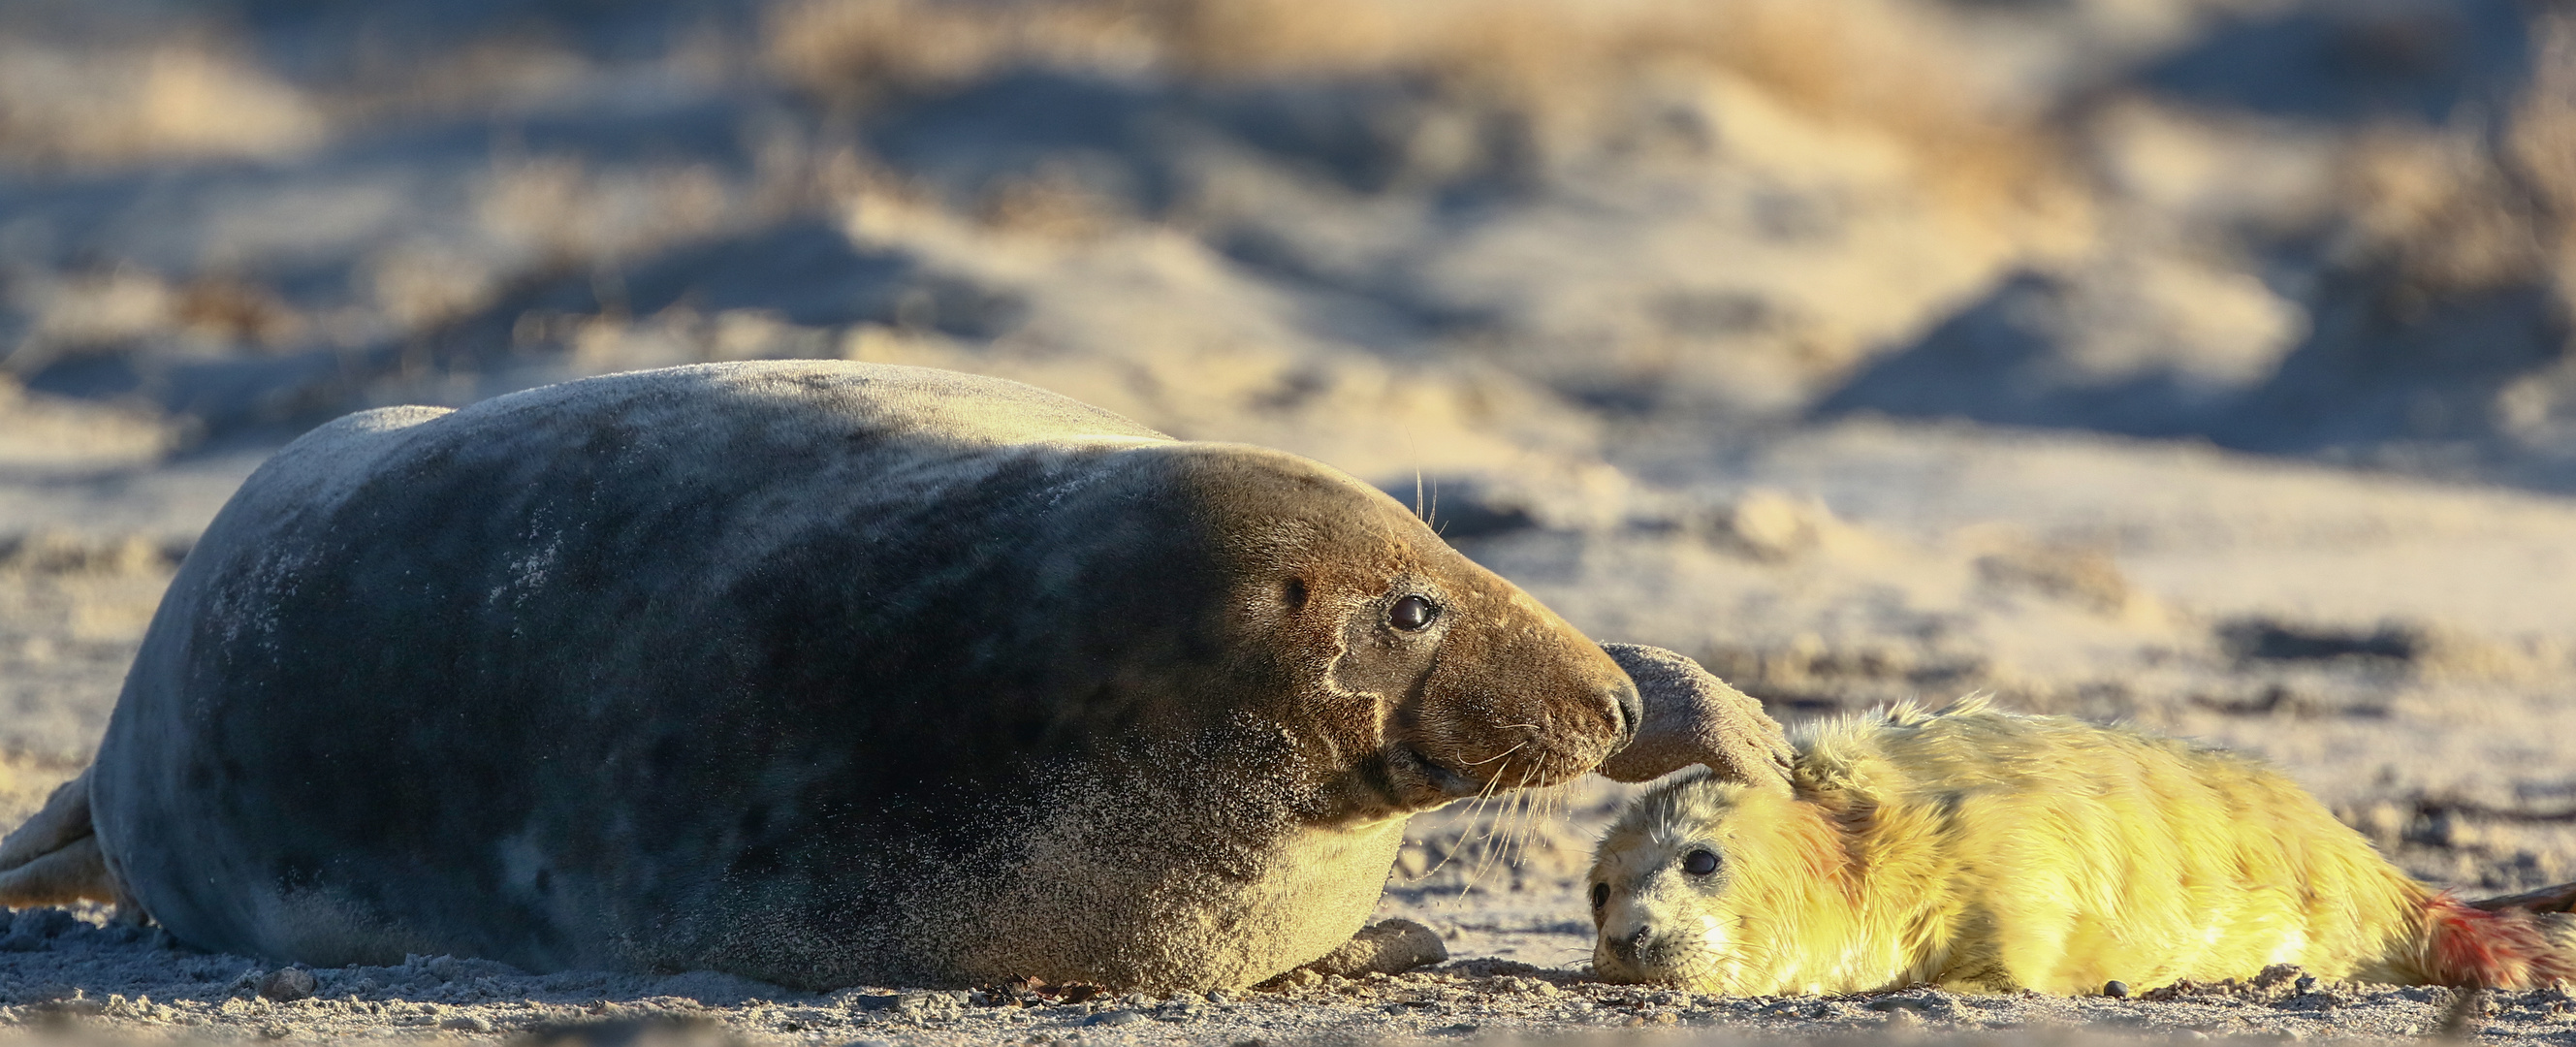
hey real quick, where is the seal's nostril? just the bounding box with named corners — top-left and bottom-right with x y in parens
top-left (1616, 925), bottom-right (1652, 962)
top-left (1607, 924), bottom-right (1649, 962)
top-left (1611, 683), bottom-right (1641, 744)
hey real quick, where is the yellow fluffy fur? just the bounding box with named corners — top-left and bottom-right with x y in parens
top-left (1587, 699), bottom-right (2574, 996)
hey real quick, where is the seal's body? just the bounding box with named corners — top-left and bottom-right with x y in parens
top-left (31, 361), bottom-right (1658, 991)
top-left (1590, 700), bottom-right (2576, 995)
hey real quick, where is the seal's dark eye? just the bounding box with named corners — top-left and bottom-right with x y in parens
top-left (1590, 882), bottom-right (1609, 909)
top-left (1681, 849), bottom-right (1719, 876)
top-left (1388, 594), bottom-right (1438, 631)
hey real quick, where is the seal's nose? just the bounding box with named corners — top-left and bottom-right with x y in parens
top-left (1414, 592), bottom-right (1639, 790)
top-left (1606, 923), bottom-right (1652, 964)
top-left (1609, 677), bottom-right (1641, 746)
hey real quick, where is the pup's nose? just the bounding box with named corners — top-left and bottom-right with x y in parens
top-left (1606, 923), bottom-right (1652, 963)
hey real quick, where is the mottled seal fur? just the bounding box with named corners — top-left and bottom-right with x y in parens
top-left (0, 361), bottom-right (1786, 991)
top-left (1590, 700), bottom-right (2576, 995)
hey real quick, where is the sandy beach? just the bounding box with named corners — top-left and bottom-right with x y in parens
top-left (9, 0), bottom-right (2576, 1040)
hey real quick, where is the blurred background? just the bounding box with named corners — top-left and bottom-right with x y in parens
top-left (4, 0), bottom-right (2576, 906)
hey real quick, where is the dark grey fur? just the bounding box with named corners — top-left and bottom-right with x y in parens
top-left (86, 362), bottom-right (1641, 990)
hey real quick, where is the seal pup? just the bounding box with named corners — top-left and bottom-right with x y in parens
top-left (0, 361), bottom-right (1787, 991)
top-left (1589, 699), bottom-right (2576, 995)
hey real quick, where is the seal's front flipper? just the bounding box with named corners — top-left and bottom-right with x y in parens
top-left (1593, 644), bottom-right (1794, 787)
top-left (0, 767), bottom-right (123, 908)
top-left (1258, 919), bottom-right (1448, 988)
top-left (0, 835), bottom-right (109, 907)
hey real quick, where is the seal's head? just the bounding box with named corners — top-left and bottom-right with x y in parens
top-left (1585, 773), bottom-right (1826, 989)
top-left (1029, 441), bottom-right (1640, 822)
top-left (906, 437), bottom-right (1648, 989)
top-left (1183, 444), bottom-right (1644, 818)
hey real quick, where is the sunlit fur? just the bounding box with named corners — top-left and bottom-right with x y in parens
top-left (1589, 699), bottom-right (2576, 995)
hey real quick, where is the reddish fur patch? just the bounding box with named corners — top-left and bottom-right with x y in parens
top-left (1787, 811), bottom-right (1846, 884)
top-left (1794, 785), bottom-right (1877, 883)
top-left (2424, 894), bottom-right (2576, 988)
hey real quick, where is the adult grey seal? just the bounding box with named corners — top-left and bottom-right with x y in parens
top-left (0, 361), bottom-right (1788, 991)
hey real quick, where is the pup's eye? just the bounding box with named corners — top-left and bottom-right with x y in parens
top-left (1388, 594), bottom-right (1438, 631)
top-left (1682, 849), bottom-right (1719, 876)
top-left (1590, 882), bottom-right (1609, 909)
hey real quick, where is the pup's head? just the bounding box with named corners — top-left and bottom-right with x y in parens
top-left (1586, 774), bottom-right (1830, 990)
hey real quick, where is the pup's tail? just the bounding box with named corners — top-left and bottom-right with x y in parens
top-left (0, 767), bottom-right (122, 908)
top-left (2417, 883), bottom-right (2576, 989)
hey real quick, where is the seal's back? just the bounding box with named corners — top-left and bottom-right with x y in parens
top-left (90, 363), bottom-right (1188, 979)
